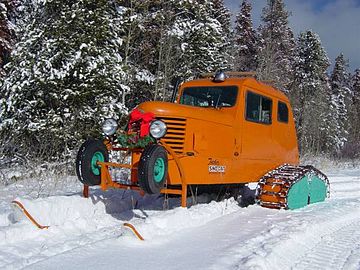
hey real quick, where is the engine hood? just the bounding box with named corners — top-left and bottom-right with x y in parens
top-left (137, 101), bottom-right (235, 126)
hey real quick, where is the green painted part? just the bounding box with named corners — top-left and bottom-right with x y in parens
top-left (153, 158), bottom-right (165, 183)
top-left (309, 176), bottom-right (327, 204)
top-left (287, 173), bottom-right (328, 210)
top-left (91, 151), bottom-right (104, 176)
top-left (287, 176), bottom-right (310, 209)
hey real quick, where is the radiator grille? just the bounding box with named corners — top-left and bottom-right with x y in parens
top-left (158, 117), bottom-right (186, 154)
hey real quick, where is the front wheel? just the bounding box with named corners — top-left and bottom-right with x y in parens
top-left (75, 139), bottom-right (109, 186)
top-left (138, 145), bottom-right (168, 194)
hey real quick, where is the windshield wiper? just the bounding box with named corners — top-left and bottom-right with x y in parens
top-left (215, 93), bottom-right (222, 108)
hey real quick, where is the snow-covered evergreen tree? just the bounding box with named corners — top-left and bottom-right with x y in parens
top-left (122, 0), bottom-right (231, 106)
top-left (350, 69), bottom-right (360, 130)
top-left (169, 0), bottom-right (229, 78)
top-left (346, 69), bottom-right (360, 157)
top-left (124, 0), bottom-right (232, 104)
top-left (232, 0), bottom-right (258, 71)
top-left (257, 0), bottom-right (295, 91)
top-left (209, 0), bottom-right (232, 70)
top-left (328, 53), bottom-right (350, 154)
top-left (119, 1), bottom-right (158, 108)
top-left (210, 0), bottom-right (231, 32)
top-left (0, 0), bottom-right (14, 74)
top-left (0, 0), bottom-right (129, 158)
top-left (292, 30), bottom-right (330, 154)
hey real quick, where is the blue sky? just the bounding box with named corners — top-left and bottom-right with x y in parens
top-left (224, 0), bottom-right (360, 72)
top-left (311, 0), bottom-right (338, 12)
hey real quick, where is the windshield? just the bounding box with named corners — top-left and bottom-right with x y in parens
top-left (180, 86), bottom-right (238, 108)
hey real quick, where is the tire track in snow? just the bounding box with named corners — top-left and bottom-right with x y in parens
top-left (0, 169), bottom-right (359, 269)
top-left (0, 225), bottom-right (124, 270)
top-left (209, 193), bottom-right (360, 269)
top-left (292, 220), bottom-right (360, 270)
top-left (209, 208), bottom-right (360, 270)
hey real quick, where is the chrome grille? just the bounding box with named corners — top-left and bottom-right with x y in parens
top-left (158, 117), bottom-right (186, 154)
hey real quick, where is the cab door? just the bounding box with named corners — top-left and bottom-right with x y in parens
top-left (241, 89), bottom-right (273, 160)
top-left (234, 88), bottom-right (274, 182)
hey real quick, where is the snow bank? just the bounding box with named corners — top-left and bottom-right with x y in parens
top-left (5, 193), bottom-right (240, 242)
top-left (12, 196), bottom-right (114, 228)
top-left (0, 211), bottom-right (11, 226)
top-left (133, 198), bottom-right (240, 241)
top-left (0, 195), bottom-right (117, 245)
top-left (0, 185), bottom-right (243, 269)
top-left (0, 167), bottom-right (358, 269)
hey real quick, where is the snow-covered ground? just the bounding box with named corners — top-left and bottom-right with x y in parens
top-left (0, 165), bottom-right (359, 270)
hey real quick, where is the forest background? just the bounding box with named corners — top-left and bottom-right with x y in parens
top-left (0, 0), bottom-right (359, 171)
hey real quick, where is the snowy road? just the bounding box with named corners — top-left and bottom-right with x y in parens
top-left (0, 168), bottom-right (359, 270)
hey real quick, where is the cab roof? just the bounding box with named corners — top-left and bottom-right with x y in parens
top-left (181, 76), bottom-right (289, 102)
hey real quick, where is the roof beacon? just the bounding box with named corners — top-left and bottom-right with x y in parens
top-left (213, 71), bottom-right (226, 82)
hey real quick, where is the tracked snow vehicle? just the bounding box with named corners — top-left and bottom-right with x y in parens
top-left (76, 71), bottom-right (329, 209)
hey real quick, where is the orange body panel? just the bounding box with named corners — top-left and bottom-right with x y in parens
top-left (135, 77), bottom-right (299, 186)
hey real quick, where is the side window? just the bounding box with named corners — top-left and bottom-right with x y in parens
top-left (278, 101), bottom-right (289, 123)
top-left (245, 91), bottom-right (272, 124)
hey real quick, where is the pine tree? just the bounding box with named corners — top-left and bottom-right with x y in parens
top-left (125, 0), bottom-right (231, 104)
top-left (170, 0), bottom-right (229, 78)
top-left (121, 0), bottom-right (231, 107)
top-left (292, 30), bottom-right (330, 154)
top-left (232, 0), bottom-right (258, 71)
top-left (120, 0), bottom-right (158, 108)
top-left (257, 0), bottom-right (295, 91)
top-left (0, 0), bottom-right (14, 74)
top-left (210, 0), bottom-right (231, 32)
top-left (346, 69), bottom-right (360, 158)
top-left (121, 0), bottom-right (232, 107)
top-left (209, 0), bottom-right (232, 71)
top-left (0, 0), bottom-right (129, 158)
top-left (329, 53), bottom-right (350, 154)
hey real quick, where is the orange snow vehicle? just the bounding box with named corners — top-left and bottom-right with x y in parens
top-left (76, 71), bottom-right (329, 209)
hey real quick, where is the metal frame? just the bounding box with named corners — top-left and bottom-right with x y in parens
top-left (82, 141), bottom-right (189, 207)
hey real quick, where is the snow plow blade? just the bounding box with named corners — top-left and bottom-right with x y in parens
top-left (255, 165), bottom-right (330, 210)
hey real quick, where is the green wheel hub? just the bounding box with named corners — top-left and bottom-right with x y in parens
top-left (91, 151), bottom-right (105, 175)
top-left (138, 145), bottom-right (168, 194)
top-left (153, 157), bottom-right (165, 183)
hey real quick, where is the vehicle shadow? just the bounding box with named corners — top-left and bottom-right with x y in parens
top-left (84, 184), bottom-right (256, 222)
top-left (85, 188), bottom-right (181, 221)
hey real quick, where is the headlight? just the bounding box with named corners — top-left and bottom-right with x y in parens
top-left (149, 120), bottom-right (167, 139)
top-left (102, 118), bottom-right (118, 136)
